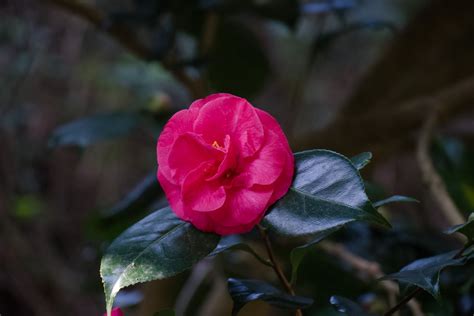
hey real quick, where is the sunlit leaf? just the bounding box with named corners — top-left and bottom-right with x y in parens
top-left (100, 207), bottom-right (220, 315)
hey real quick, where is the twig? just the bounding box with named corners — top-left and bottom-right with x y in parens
top-left (416, 104), bottom-right (466, 227)
top-left (384, 288), bottom-right (422, 316)
top-left (45, 0), bottom-right (205, 98)
top-left (257, 225), bottom-right (302, 316)
top-left (319, 240), bottom-right (424, 316)
top-left (294, 75), bottom-right (474, 153)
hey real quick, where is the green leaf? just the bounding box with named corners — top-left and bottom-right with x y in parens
top-left (100, 207), bottom-right (220, 315)
top-left (329, 296), bottom-right (375, 316)
top-left (263, 150), bottom-right (390, 237)
top-left (209, 235), bottom-right (272, 267)
top-left (102, 172), bottom-right (162, 219)
top-left (383, 250), bottom-right (470, 299)
top-left (290, 226), bottom-right (341, 284)
top-left (49, 112), bottom-right (148, 148)
top-left (445, 212), bottom-right (474, 241)
top-left (372, 195), bottom-right (419, 208)
top-left (350, 152), bottom-right (372, 170)
top-left (227, 278), bottom-right (313, 315)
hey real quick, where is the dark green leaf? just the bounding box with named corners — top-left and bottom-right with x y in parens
top-left (100, 207), bottom-right (220, 315)
top-left (102, 172), bottom-right (162, 219)
top-left (49, 112), bottom-right (148, 148)
top-left (445, 213), bottom-right (474, 241)
top-left (227, 278), bottom-right (313, 315)
top-left (290, 226), bottom-right (341, 284)
top-left (350, 152), bottom-right (372, 170)
top-left (209, 235), bottom-right (272, 267)
top-left (383, 250), bottom-right (469, 299)
top-left (329, 296), bottom-right (375, 316)
top-left (263, 150), bottom-right (389, 237)
top-left (373, 195), bottom-right (419, 208)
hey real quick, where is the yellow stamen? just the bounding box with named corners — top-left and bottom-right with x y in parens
top-left (212, 140), bottom-right (221, 149)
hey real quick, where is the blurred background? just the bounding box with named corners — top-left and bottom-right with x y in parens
top-left (1, 0), bottom-right (474, 315)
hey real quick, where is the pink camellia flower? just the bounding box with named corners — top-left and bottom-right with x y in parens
top-left (103, 307), bottom-right (124, 316)
top-left (157, 93), bottom-right (294, 235)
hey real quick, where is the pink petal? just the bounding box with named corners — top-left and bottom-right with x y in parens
top-left (182, 161), bottom-right (227, 212)
top-left (209, 186), bottom-right (273, 228)
top-left (206, 135), bottom-right (239, 182)
top-left (168, 132), bottom-right (221, 183)
top-left (189, 93), bottom-right (234, 110)
top-left (158, 172), bottom-right (186, 219)
top-left (157, 108), bottom-right (199, 182)
top-left (159, 171), bottom-right (216, 231)
top-left (193, 95), bottom-right (264, 158)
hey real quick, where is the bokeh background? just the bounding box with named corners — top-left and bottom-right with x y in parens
top-left (1, 0), bottom-right (474, 315)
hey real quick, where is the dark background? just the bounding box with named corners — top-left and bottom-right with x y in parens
top-left (1, 0), bottom-right (474, 315)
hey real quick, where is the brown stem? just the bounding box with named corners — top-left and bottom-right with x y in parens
top-left (416, 105), bottom-right (465, 227)
top-left (384, 240), bottom-right (473, 316)
top-left (257, 225), bottom-right (302, 316)
top-left (384, 288), bottom-right (422, 316)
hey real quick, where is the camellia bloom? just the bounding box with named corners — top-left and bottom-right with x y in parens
top-left (157, 93), bottom-right (294, 235)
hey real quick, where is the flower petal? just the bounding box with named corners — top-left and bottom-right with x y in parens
top-left (168, 132), bottom-right (221, 183)
top-left (182, 162), bottom-right (227, 212)
top-left (189, 93), bottom-right (234, 110)
top-left (210, 186), bottom-right (273, 227)
top-left (157, 108), bottom-right (199, 182)
top-left (193, 95), bottom-right (264, 157)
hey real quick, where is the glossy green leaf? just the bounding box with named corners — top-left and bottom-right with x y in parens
top-left (227, 278), bottom-right (313, 315)
top-left (290, 226), bottom-right (341, 284)
top-left (445, 213), bottom-right (474, 241)
top-left (49, 112), bottom-right (148, 148)
top-left (209, 235), bottom-right (272, 267)
top-left (350, 152), bottom-right (372, 170)
top-left (263, 150), bottom-right (390, 237)
top-left (100, 207), bottom-right (220, 316)
top-left (383, 250), bottom-right (470, 299)
top-left (329, 296), bottom-right (375, 316)
top-left (373, 195), bottom-right (419, 208)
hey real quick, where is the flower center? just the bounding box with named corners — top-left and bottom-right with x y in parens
top-left (212, 140), bottom-right (222, 149)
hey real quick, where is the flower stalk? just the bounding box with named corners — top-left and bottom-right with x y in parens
top-left (258, 225), bottom-right (302, 316)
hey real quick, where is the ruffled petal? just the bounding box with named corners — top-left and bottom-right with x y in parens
top-left (168, 132), bottom-right (221, 183)
top-left (189, 93), bottom-right (234, 110)
top-left (193, 95), bottom-right (264, 157)
top-left (209, 186), bottom-right (273, 227)
top-left (157, 108), bottom-right (199, 182)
